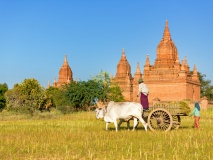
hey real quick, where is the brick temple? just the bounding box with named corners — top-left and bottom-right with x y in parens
top-left (111, 20), bottom-right (200, 103)
top-left (48, 55), bottom-right (73, 88)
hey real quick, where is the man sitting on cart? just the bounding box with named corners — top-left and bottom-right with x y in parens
top-left (137, 78), bottom-right (149, 111)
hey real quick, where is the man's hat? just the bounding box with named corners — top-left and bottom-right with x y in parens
top-left (138, 78), bottom-right (143, 83)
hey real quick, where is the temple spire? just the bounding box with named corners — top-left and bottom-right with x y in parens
top-left (64, 54), bottom-right (67, 62)
top-left (53, 77), bottom-right (57, 87)
top-left (163, 20), bottom-right (171, 41)
top-left (192, 64), bottom-right (199, 81)
top-left (136, 62), bottom-right (141, 73)
top-left (181, 60), bottom-right (186, 71)
top-left (121, 48), bottom-right (126, 58)
top-left (63, 54), bottom-right (68, 66)
top-left (184, 56), bottom-right (188, 65)
top-left (193, 64), bottom-right (198, 75)
top-left (122, 48), bottom-right (125, 54)
top-left (183, 56), bottom-right (190, 72)
top-left (145, 54), bottom-right (150, 66)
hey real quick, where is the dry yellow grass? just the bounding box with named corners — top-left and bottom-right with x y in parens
top-left (0, 107), bottom-right (212, 160)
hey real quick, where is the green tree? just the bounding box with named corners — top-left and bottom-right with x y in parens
top-left (108, 83), bottom-right (124, 102)
top-left (45, 86), bottom-right (60, 110)
top-left (91, 70), bottom-right (124, 102)
top-left (199, 72), bottom-right (213, 100)
top-left (5, 84), bottom-right (22, 111)
top-left (43, 71), bottom-right (124, 113)
top-left (50, 86), bottom-right (73, 113)
top-left (5, 79), bottom-right (46, 113)
top-left (64, 80), bottom-right (104, 111)
top-left (0, 83), bottom-right (8, 111)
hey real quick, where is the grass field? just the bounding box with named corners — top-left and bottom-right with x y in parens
top-left (0, 107), bottom-right (212, 160)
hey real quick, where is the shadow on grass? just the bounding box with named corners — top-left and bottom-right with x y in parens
top-left (102, 126), bottom-right (194, 133)
top-left (177, 125), bottom-right (193, 130)
top-left (103, 125), bottom-right (146, 131)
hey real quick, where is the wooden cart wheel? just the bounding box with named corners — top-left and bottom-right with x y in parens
top-left (148, 108), bottom-right (173, 132)
top-left (171, 115), bottom-right (181, 130)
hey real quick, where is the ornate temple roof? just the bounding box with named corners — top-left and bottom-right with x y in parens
top-left (155, 20), bottom-right (179, 68)
top-left (116, 48), bottom-right (131, 77)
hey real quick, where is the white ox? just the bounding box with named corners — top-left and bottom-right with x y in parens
top-left (95, 101), bottom-right (148, 131)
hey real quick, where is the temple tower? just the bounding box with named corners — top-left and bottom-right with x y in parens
top-left (53, 55), bottom-right (73, 87)
top-left (143, 20), bottom-right (200, 102)
top-left (155, 20), bottom-right (178, 68)
top-left (112, 20), bottom-right (200, 103)
top-left (111, 48), bottom-right (133, 101)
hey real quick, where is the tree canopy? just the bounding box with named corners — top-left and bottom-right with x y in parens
top-left (198, 72), bottom-right (213, 100)
top-left (90, 70), bottom-right (124, 102)
top-left (0, 83), bottom-right (8, 111)
top-left (5, 79), bottom-right (46, 113)
top-left (47, 71), bottom-right (124, 113)
top-left (3, 72), bottom-right (124, 114)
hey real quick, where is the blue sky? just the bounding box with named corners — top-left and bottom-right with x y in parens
top-left (0, 1), bottom-right (213, 89)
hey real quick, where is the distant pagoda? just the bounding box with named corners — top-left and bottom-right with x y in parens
top-left (51, 55), bottom-right (73, 88)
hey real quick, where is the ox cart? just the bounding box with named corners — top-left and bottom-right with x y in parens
top-left (143, 101), bottom-right (190, 132)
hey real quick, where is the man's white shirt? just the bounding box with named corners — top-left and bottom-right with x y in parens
top-left (138, 83), bottom-right (149, 96)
